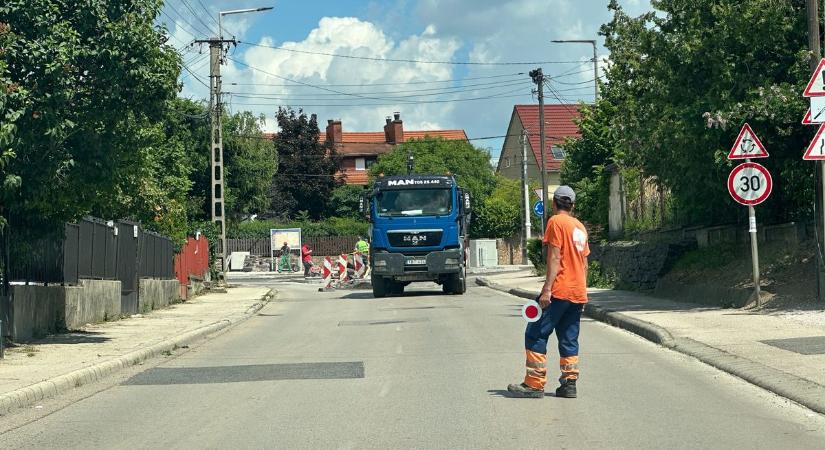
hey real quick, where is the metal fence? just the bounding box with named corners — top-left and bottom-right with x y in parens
top-left (227, 235), bottom-right (360, 257)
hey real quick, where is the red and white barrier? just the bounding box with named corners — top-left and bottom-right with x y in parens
top-left (322, 256), bottom-right (333, 289)
top-left (353, 254), bottom-right (365, 279)
top-left (338, 254), bottom-right (349, 283)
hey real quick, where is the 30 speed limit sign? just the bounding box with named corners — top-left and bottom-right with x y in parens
top-left (727, 162), bottom-right (773, 206)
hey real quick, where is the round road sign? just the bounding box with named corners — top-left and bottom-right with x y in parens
top-left (532, 201), bottom-right (544, 218)
top-left (522, 300), bottom-right (542, 323)
top-left (727, 162), bottom-right (772, 206)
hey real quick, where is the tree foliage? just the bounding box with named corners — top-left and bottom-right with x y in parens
top-left (329, 184), bottom-right (366, 219)
top-left (472, 176), bottom-right (523, 238)
top-left (565, 0), bottom-right (814, 228)
top-left (271, 108), bottom-right (339, 220)
top-left (224, 111), bottom-right (278, 220)
top-left (1, 0), bottom-right (181, 235)
top-left (369, 136), bottom-right (496, 203)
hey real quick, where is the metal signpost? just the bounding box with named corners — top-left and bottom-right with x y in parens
top-left (802, 58), bottom-right (825, 303)
top-left (727, 124), bottom-right (771, 306)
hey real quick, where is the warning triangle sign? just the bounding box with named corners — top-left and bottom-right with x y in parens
top-left (803, 109), bottom-right (814, 125)
top-left (804, 58), bottom-right (825, 97)
top-left (728, 123), bottom-right (769, 160)
top-left (804, 123), bottom-right (825, 160)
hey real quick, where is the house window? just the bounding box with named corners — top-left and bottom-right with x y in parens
top-left (551, 146), bottom-right (566, 160)
top-left (365, 158), bottom-right (376, 169)
top-left (355, 157), bottom-right (366, 171)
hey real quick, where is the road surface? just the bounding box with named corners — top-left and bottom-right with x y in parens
top-left (3, 282), bottom-right (825, 449)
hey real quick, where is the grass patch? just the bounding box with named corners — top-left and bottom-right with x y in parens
top-left (588, 261), bottom-right (618, 289)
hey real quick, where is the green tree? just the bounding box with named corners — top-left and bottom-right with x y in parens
top-left (597, 0), bottom-right (812, 226)
top-left (0, 0), bottom-right (180, 234)
top-left (224, 111), bottom-right (278, 220)
top-left (472, 176), bottom-right (522, 238)
top-left (329, 184), bottom-right (367, 218)
top-left (271, 108), bottom-right (339, 219)
top-left (369, 136), bottom-right (496, 205)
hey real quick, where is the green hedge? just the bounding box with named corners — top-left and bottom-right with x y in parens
top-left (228, 217), bottom-right (369, 239)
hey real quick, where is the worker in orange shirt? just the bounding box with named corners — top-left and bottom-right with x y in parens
top-left (508, 186), bottom-right (589, 399)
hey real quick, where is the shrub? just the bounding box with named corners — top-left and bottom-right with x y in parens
top-left (526, 237), bottom-right (545, 275)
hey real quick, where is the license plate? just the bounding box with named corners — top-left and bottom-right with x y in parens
top-left (406, 258), bottom-right (426, 265)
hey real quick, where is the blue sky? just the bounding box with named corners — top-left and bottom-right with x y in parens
top-left (162, 0), bottom-right (652, 160)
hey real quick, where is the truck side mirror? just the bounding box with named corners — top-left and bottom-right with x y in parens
top-left (360, 194), bottom-right (371, 221)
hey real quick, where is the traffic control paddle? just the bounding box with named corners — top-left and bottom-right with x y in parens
top-left (522, 300), bottom-right (542, 323)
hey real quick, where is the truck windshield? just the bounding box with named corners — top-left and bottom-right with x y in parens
top-left (377, 189), bottom-right (453, 217)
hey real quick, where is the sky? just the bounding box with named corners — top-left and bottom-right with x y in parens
top-left (162, 0), bottom-right (653, 161)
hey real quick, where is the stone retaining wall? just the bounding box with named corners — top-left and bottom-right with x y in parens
top-left (589, 241), bottom-right (689, 291)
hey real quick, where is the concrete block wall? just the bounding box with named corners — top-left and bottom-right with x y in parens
top-left (589, 241), bottom-right (688, 291)
top-left (138, 279), bottom-right (181, 313)
top-left (10, 285), bottom-right (65, 341)
top-left (64, 280), bottom-right (121, 329)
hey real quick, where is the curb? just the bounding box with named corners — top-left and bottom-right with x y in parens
top-left (476, 277), bottom-right (825, 415)
top-left (0, 288), bottom-right (275, 415)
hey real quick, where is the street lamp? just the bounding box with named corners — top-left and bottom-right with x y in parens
top-left (219, 7), bottom-right (274, 40)
top-left (551, 39), bottom-right (599, 102)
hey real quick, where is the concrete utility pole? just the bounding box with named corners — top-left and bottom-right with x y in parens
top-left (551, 39), bottom-right (599, 101)
top-left (193, 36), bottom-right (234, 275)
top-left (196, 7), bottom-right (273, 277)
top-left (807, 0), bottom-right (825, 302)
top-left (521, 129), bottom-right (532, 262)
top-left (529, 68), bottom-right (549, 233)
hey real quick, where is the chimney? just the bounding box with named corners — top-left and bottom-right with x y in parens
top-left (326, 119), bottom-right (342, 143)
top-left (384, 112), bottom-right (404, 143)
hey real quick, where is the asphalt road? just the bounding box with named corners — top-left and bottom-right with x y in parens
top-left (3, 282), bottom-right (825, 449)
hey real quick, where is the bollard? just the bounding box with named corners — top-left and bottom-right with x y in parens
top-left (338, 254), bottom-right (349, 283)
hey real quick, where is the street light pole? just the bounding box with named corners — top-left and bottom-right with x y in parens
top-left (197, 5), bottom-right (273, 277)
top-left (551, 39), bottom-right (599, 101)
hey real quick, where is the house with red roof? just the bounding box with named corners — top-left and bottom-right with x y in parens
top-left (496, 104), bottom-right (582, 195)
top-left (325, 113), bottom-right (468, 185)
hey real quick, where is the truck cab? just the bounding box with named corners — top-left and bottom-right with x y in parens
top-left (365, 175), bottom-right (470, 297)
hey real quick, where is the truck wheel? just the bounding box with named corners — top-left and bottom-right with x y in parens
top-left (455, 268), bottom-right (467, 295)
top-left (372, 275), bottom-right (386, 298)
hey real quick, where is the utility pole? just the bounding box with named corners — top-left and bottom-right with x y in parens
top-left (529, 69), bottom-right (549, 233)
top-left (807, 0), bottom-right (825, 302)
top-left (196, 37), bottom-right (235, 276)
top-left (521, 129), bottom-right (532, 262)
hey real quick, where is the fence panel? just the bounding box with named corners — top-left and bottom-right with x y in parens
top-left (226, 236), bottom-right (361, 258)
top-left (227, 238), bottom-right (270, 256)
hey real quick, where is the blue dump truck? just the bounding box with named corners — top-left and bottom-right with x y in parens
top-left (363, 175), bottom-right (471, 298)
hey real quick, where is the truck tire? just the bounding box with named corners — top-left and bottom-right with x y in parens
top-left (372, 275), bottom-right (386, 298)
top-left (443, 269), bottom-right (467, 295)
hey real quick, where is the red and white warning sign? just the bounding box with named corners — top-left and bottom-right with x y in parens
top-left (803, 109), bottom-right (815, 125)
top-left (804, 123), bottom-right (825, 160)
top-left (521, 300), bottom-right (542, 323)
top-left (322, 256), bottom-right (333, 289)
top-left (338, 254), bottom-right (349, 282)
top-left (727, 162), bottom-right (773, 206)
top-left (728, 123), bottom-right (769, 159)
top-left (804, 58), bottom-right (825, 97)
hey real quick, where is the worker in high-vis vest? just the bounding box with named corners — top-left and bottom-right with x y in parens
top-left (508, 185), bottom-right (589, 399)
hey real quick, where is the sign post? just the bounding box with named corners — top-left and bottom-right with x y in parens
top-left (727, 124), bottom-right (771, 306)
top-left (803, 58), bottom-right (825, 303)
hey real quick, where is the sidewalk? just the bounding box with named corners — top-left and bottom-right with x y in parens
top-left (0, 286), bottom-right (273, 413)
top-left (477, 270), bottom-right (825, 415)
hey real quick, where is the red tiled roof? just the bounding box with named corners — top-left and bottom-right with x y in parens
top-left (340, 171), bottom-right (370, 185)
top-left (514, 105), bottom-right (582, 171)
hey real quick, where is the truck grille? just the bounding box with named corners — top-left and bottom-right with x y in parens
top-left (387, 230), bottom-right (443, 248)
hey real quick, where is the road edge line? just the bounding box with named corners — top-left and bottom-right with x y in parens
top-left (0, 288), bottom-right (275, 415)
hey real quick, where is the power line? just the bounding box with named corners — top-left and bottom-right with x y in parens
top-left (226, 88), bottom-right (533, 107)
top-left (163, 1), bottom-right (213, 37)
top-left (225, 81), bottom-right (534, 101)
top-left (229, 72), bottom-right (527, 88)
top-left (236, 41), bottom-right (590, 66)
top-left (178, 0), bottom-right (219, 36)
top-left (228, 77), bottom-right (529, 96)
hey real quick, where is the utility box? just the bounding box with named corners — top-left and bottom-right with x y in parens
top-left (469, 239), bottom-right (498, 268)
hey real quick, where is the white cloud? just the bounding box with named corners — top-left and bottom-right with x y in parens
top-left (232, 16), bottom-right (462, 132)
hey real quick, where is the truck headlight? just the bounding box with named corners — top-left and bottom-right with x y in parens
top-left (445, 258), bottom-right (460, 265)
top-left (374, 260), bottom-right (388, 267)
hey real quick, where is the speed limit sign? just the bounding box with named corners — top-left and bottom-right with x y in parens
top-left (727, 162), bottom-right (772, 206)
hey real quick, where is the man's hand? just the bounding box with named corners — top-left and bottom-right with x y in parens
top-left (538, 285), bottom-right (552, 308)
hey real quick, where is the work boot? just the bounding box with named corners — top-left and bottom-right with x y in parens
top-left (555, 379), bottom-right (577, 398)
top-left (507, 383), bottom-right (543, 398)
